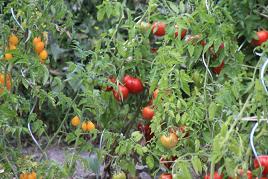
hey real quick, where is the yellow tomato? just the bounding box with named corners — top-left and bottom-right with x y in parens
top-left (71, 116), bottom-right (80, 127)
top-left (9, 34), bottom-right (19, 46)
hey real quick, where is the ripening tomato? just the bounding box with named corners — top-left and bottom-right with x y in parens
top-left (138, 22), bottom-right (151, 31)
top-left (19, 173), bottom-right (28, 179)
top-left (160, 132), bottom-right (178, 149)
top-left (9, 44), bottom-right (16, 50)
top-left (35, 41), bottom-right (45, 54)
top-left (33, 37), bottom-right (42, 46)
top-left (212, 60), bottom-right (224, 75)
top-left (106, 76), bottom-right (116, 91)
top-left (0, 73), bottom-right (11, 94)
top-left (152, 22), bottom-right (166, 36)
top-left (174, 25), bottom-right (187, 39)
top-left (71, 116), bottom-right (80, 127)
top-left (113, 85), bottom-right (129, 101)
top-left (123, 75), bottom-right (143, 93)
top-left (204, 172), bottom-right (224, 179)
top-left (86, 121), bottom-right (95, 131)
top-left (228, 169), bottom-right (252, 179)
top-left (4, 53), bottom-right (13, 60)
top-left (39, 50), bottom-right (48, 60)
top-left (254, 155), bottom-right (268, 176)
top-left (142, 106), bottom-right (154, 120)
top-left (28, 172), bottom-right (37, 179)
top-left (160, 156), bottom-right (177, 169)
top-left (159, 173), bottom-right (172, 179)
top-left (9, 34), bottom-right (19, 46)
top-left (251, 30), bottom-right (268, 46)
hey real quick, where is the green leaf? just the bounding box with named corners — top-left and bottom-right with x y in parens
top-left (192, 156), bottom-right (202, 174)
top-left (208, 102), bottom-right (217, 121)
top-left (146, 156), bottom-right (154, 169)
top-left (131, 131), bottom-right (143, 142)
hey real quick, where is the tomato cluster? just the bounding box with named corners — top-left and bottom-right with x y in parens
top-left (3, 34), bottom-right (19, 61)
top-left (33, 36), bottom-right (48, 63)
top-left (105, 75), bottom-right (144, 101)
top-left (70, 116), bottom-right (95, 132)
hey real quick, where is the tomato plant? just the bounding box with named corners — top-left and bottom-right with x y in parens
top-left (1, 0), bottom-right (268, 178)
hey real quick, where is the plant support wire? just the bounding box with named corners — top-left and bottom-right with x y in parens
top-left (249, 56), bottom-right (268, 175)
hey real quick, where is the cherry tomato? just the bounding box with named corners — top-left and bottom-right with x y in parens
top-left (123, 75), bottom-right (143, 94)
top-left (186, 34), bottom-right (206, 47)
top-left (142, 106), bottom-right (154, 120)
top-left (113, 85), bottom-right (129, 101)
top-left (153, 89), bottom-right (159, 100)
top-left (152, 22), bottom-right (166, 37)
top-left (204, 172), bottom-right (224, 179)
top-left (159, 173), bottom-right (172, 179)
top-left (174, 25), bottom-right (187, 39)
top-left (160, 132), bottom-right (178, 149)
top-left (254, 155), bottom-right (268, 176)
top-left (251, 30), bottom-right (268, 46)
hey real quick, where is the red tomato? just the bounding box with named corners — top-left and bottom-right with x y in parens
top-left (151, 47), bottom-right (158, 53)
top-left (219, 43), bottom-right (225, 49)
top-left (254, 155), bottom-right (268, 176)
top-left (123, 75), bottom-right (132, 85)
top-left (228, 169), bottom-right (252, 179)
top-left (159, 173), bottom-right (172, 179)
top-left (212, 60), bottom-right (224, 75)
top-left (142, 106), bottom-right (154, 120)
top-left (113, 85), bottom-right (129, 101)
top-left (251, 30), bottom-right (268, 46)
top-left (160, 156), bottom-right (177, 169)
top-left (152, 22), bottom-right (166, 36)
top-left (106, 76), bottom-right (116, 91)
top-left (123, 75), bottom-right (144, 94)
top-left (174, 25), bottom-right (187, 39)
top-left (204, 172), bottom-right (224, 179)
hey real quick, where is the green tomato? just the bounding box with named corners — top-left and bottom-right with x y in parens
top-left (192, 71), bottom-right (203, 87)
top-left (112, 172), bottom-right (126, 179)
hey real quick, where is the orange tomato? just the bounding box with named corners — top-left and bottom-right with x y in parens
top-left (4, 53), bottom-right (13, 60)
top-left (71, 116), bottom-right (80, 127)
top-left (33, 37), bottom-right (42, 46)
top-left (19, 173), bottom-right (28, 179)
top-left (86, 121), bottom-right (95, 131)
top-left (9, 44), bottom-right (16, 50)
top-left (0, 73), bottom-right (11, 94)
top-left (9, 34), bottom-right (19, 46)
top-left (82, 122), bottom-right (88, 131)
top-left (39, 50), bottom-right (48, 60)
top-left (28, 172), bottom-right (37, 179)
top-left (160, 132), bottom-right (178, 149)
top-left (35, 41), bottom-right (45, 53)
